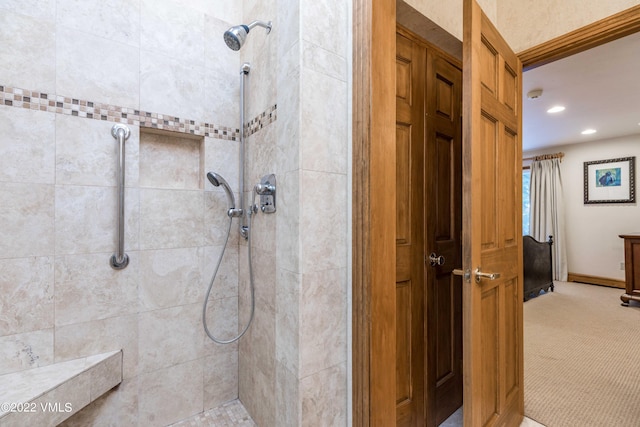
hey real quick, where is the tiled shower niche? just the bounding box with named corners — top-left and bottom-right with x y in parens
top-left (139, 129), bottom-right (203, 190)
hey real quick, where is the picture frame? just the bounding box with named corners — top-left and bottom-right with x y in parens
top-left (583, 156), bottom-right (635, 204)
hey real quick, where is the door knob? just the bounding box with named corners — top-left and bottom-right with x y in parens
top-left (474, 268), bottom-right (501, 283)
top-left (453, 268), bottom-right (471, 282)
top-left (428, 253), bottom-right (445, 267)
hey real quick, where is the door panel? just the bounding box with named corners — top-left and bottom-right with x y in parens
top-left (395, 32), bottom-right (425, 427)
top-left (462, 1), bottom-right (524, 426)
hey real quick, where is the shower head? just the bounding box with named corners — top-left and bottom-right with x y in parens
top-left (223, 20), bottom-right (272, 51)
top-left (207, 172), bottom-right (236, 212)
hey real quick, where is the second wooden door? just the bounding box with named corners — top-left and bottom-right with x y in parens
top-left (396, 27), bottom-right (463, 427)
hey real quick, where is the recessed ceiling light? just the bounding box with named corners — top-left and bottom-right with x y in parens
top-left (581, 129), bottom-right (597, 135)
top-left (547, 106), bottom-right (565, 113)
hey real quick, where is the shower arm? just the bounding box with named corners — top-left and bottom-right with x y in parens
top-left (247, 20), bottom-right (272, 33)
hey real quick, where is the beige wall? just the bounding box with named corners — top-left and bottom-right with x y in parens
top-left (498, 0), bottom-right (640, 52)
top-left (403, 0), bottom-right (640, 53)
top-left (402, 0), bottom-right (498, 40)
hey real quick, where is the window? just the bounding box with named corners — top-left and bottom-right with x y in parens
top-left (522, 168), bottom-right (531, 235)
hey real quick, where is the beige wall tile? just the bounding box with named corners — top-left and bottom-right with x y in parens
top-left (139, 188), bottom-right (203, 249)
top-left (244, 0), bottom-right (277, 114)
top-left (138, 359), bottom-right (204, 426)
top-left (140, 0), bottom-right (205, 67)
top-left (276, 170), bottom-right (300, 274)
top-left (202, 297), bottom-right (239, 354)
top-left (302, 41), bottom-right (347, 82)
top-left (203, 350), bottom-right (238, 410)
top-left (239, 291), bottom-right (276, 426)
top-left (0, 11), bottom-right (56, 93)
top-left (301, 363), bottom-right (347, 427)
top-left (203, 136), bottom-right (239, 198)
top-left (242, 39), bottom-right (277, 123)
top-left (277, 0), bottom-right (300, 56)
top-left (0, 107), bottom-right (55, 184)
top-left (0, 329), bottom-right (54, 375)
top-left (140, 50), bottom-right (206, 120)
top-left (299, 268), bottom-right (346, 377)
top-left (203, 245), bottom-right (239, 301)
top-left (300, 170), bottom-right (347, 272)
top-left (0, 183), bottom-right (54, 258)
top-left (54, 253), bottom-right (138, 326)
top-left (54, 315), bottom-right (138, 380)
top-left (246, 124), bottom-right (277, 190)
top-left (0, 257), bottom-right (54, 336)
top-left (139, 247), bottom-right (203, 312)
top-left (248, 202), bottom-right (277, 256)
top-left (0, 0), bottom-right (56, 21)
top-left (276, 269), bottom-right (300, 375)
top-left (58, 377), bottom-right (139, 427)
top-left (275, 65), bottom-right (300, 175)
top-left (56, 115), bottom-right (139, 188)
top-left (241, 246), bottom-right (276, 311)
top-left (300, 0), bottom-right (347, 58)
top-left (239, 353), bottom-right (276, 427)
top-left (56, 0), bottom-right (141, 47)
top-left (138, 304), bottom-right (203, 373)
top-left (54, 186), bottom-right (139, 255)
top-left (276, 361), bottom-right (301, 426)
top-left (190, 0), bottom-right (241, 23)
top-left (56, 27), bottom-right (139, 108)
top-left (204, 191), bottom-right (241, 247)
top-left (300, 68), bottom-right (347, 174)
top-left (203, 15), bottom-right (240, 127)
top-left (240, 303), bottom-right (275, 380)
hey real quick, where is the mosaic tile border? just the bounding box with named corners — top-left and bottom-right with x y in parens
top-left (246, 104), bottom-right (277, 136)
top-left (0, 84), bottom-right (276, 140)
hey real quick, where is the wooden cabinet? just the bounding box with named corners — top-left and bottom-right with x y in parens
top-left (619, 233), bottom-right (640, 306)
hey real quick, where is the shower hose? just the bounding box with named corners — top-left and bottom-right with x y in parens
top-left (202, 188), bottom-right (258, 344)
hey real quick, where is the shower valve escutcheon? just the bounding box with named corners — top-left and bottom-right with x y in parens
top-left (256, 174), bottom-right (276, 214)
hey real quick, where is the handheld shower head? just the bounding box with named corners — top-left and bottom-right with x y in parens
top-left (223, 20), bottom-right (272, 51)
top-left (207, 172), bottom-right (237, 214)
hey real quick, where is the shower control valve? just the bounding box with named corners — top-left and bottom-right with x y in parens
top-left (256, 174), bottom-right (276, 214)
top-left (255, 183), bottom-right (275, 195)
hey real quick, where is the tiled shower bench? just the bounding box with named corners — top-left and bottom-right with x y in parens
top-left (0, 350), bottom-right (122, 427)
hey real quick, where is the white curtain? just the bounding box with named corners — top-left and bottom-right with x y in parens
top-left (529, 158), bottom-right (568, 281)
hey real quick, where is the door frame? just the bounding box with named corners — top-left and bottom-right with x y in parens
top-left (351, 2), bottom-right (640, 425)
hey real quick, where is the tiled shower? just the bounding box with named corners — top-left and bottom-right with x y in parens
top-left (0, 0), bottom-right (348, 425)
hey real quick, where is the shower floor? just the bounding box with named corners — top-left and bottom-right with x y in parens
top-left (169, 400), bottom-right (256, 427)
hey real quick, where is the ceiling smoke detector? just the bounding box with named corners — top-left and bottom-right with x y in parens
top-left (527, 89), bottom-right (543, 100)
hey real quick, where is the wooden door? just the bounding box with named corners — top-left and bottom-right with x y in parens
top-left (424, 52), bottom-right (463, 426)
top-left (462, 0), bottom-right (524, 426)
top-left (395, 32), bottom-right (426, 427)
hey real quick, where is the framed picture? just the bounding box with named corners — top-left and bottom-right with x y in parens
top-left (584, 156), bottom-right (635, 204)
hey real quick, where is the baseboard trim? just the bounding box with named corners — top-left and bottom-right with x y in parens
top-left (568, 273), bottom-right (625, 289)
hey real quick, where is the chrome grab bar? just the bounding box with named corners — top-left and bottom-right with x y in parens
top-left (110, 124), bottom-right (130, 270)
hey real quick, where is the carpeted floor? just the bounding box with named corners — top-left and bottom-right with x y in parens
top-left (524, 281), bottom-right (640, 427)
